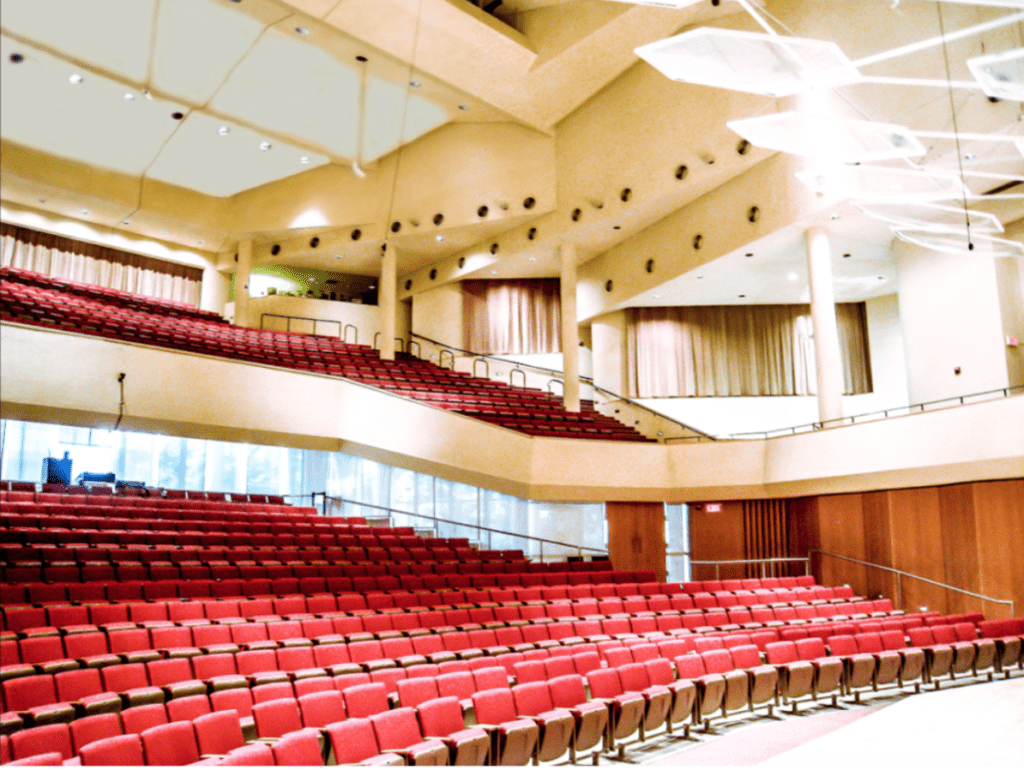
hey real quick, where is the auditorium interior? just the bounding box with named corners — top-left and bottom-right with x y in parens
top-left (1, 0), bottom-right (1023, 765)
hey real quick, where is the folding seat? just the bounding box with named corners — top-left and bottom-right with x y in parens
top-left (952, 622), bottom-right (997, 678)
top-left (615, 663), bottom-right (674, 737)
top-left (583, 668), bottom-right (647, 753)
top-left (907, 627), bottom-right (957, 685)
top-left (10, 723), bottom-right (74, 763)
top-left (120, 703), bottom-right (169, 735)
top-left (1, 674), bottom-right (74, 726)
top-left (252, 681), bottom-right (295, 704)
top-left (209, 688), bottom-right (257, 740)
top-left (165, 693), bottom-right (212, 722)
top-left (343, 682), bottom-right (392, 719)
top-left (140, 721), bottom-right (201, 765)
top-left (271, 728), bottom-right (326, 766)
top-left (824, 634), bottom-right (876, 699)
top-left (325, 718), bottom-right (404, 766)
top-left (298, 689), bottom-right (347, 729)
top-left (99, 663), bottom-right (164, 708)
top-left (764, 641), bottom-right (815, 710)
top-left (379, 637), bottom-right (427, 668)
top-left (235, 649), bottom-right (288, 685)
top-left (166, 602), bottom-right (206, 624)
top-left (229, 623), bottom-right (274, 652)
top-left (191, 653), bottom-right (246, 690)
top-left (67, 712), bottom-right (121, 757)
top-left (929, 625), bottom-right (978, 677)
top-left (978, 619), bottom-right (1024, 675)
top-left (193, 710), bottom-right (246, 756)
top-left (793, 638), bottom-right (844, 702)
top-left (108, 629), bottom-right (161, 665)
top-left (852, 632), bottom-right (904, 689)
top-left (77, 733), bottom-right (144, 766)
top-left (311, 644), bottom-right (361, 676)
top-left (469, 687), bottom-right (540, 766)
top-left (643, 658), bottom-right (697, 734)
top-left (411, 635), bottom-right (458, 664)
top-left (53, 668), bottom-right (121, 715)
top-left (672, 655), bottom-right (727, 728)
top-left (727, 645), bottom-right (778, 713)
top-left (18, 637), bottom-right (77, 675)
top-left (251, 696), bottom-right (303, 739)
top-left (277, 646), bottom-right (327, 680)
top-left (45, 604), bottom-right (90, 631)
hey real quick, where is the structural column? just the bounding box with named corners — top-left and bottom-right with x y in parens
top-left (379, 243), bottom-right (397, 361)
top-left (806, 227), bottom-right (844, 424)
top-left (200, 263), bottom-right (230, 316)
top-left (559, 241), bottom-right (581, 412)
top-left (233, 239), bottom-right (253, 328)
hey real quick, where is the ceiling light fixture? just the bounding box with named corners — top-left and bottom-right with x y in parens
top-left (894, 230), bottom-right (1024, 258)
top-left (528, 257), bottom-right (537, 262)
top-left (9, 53), bottom-right (24, 63)
top-left (636, 28), bottom-right (861, 97)
top-left (69, 73), bottom-right (83, 84)
top-left (299, 156), bottom-right (310, 165)
top-left (81, 209), bottom-right (89, 215)
top-left (491, 270), bottom-right (499, 275)
top-left (259, 141), bottom-right (272, 151)
top-left (218, 126), bottom-right (230, 136)
top-left (796, 165), bottom-right (967, 202)
top-left (410, 80), bottom-right (421, 88)
top-left (198, 240), bottom-right (204, 244)
top-left (122, 219), bottom-right (130, 225)
top-left (787, 272), bottom-right (798, 281)
top-left (123, 93), bottom-right (134, 101)
top-left (967, 48), bottom-right (1024, 102)
top-left (458, 104), bottom-right (470, 111)
top-left (728, 112), bottom-right (926, 162)
top-left (853, 201), bottom-right (1004, 234)
top-left (435, 235), bottom-right (444, 241)
top-left (335, 255), bottom-right (343, 259)
top-left (142, 89), bottom-right (153, 100)
top-left (295, 26), bottom-right (310, 35)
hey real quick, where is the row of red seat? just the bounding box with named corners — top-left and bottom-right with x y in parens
top-left (9, 614), bottom-right (1022, 766)
top-left (2, 268), bottom-right (651, 442)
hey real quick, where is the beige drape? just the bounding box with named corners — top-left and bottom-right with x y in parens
top-left (627, 303), bottom-right (872, 398)
top-left (463, 279), bottom-right (561, 355)
top-left (1, 222), bottom-right (203, 306)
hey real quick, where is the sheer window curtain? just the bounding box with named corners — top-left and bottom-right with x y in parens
top-left (1, 223), bottom-right (203, 306)
top-left (627, 304), bottom-right (872, 398)
top-left (463, 279), bottom-right (561, 355)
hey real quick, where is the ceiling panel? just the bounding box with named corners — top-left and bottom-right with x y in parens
top-left (0, 35), bottom-right (187, 176)
top-left (151, 0), bottom-right (272, 103)
top-left (0, 0), bottom-right (156, 82)
top-left (146, 112), bottom-right (330, 198)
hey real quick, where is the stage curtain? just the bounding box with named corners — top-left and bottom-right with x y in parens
top-left (1, 222), bottom-right (203, 306)
top-left (463, 279), bottom-right (561, 355)
top-left (627, 303), bottom-right (872, 398)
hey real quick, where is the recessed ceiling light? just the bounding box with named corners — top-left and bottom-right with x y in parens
top-left (197, 240), bottom-right (204, 245)
top-left (458, 104), bottom-right (470, 111)
top-left (38, 198), bottom-right (45, 204)
top-left (528, 257), bottom-right (537, 262)
top-left (738, 294), bottom-right (746, 298)
top-left (122, 220), bottom-right (130, 225)
top-left (652, 294), bottom-right (661, 299)
top-left (334, 255), bottom-right (343, 259)
top-left (299, 156), bottom-right (310, 165)
top-left (368, 285), bottom-right (376, 290)
top-left (696, 275), bottom-right (703, 279)
top-left (295, 27), bottom-right (310, 35)
top-left (787, 272), bottom-right (798, 281)
top-left (435, 235), bottom-right (444, 241)
top-left (745, 253), bottom-right (754, 257)
top-left (143, 89), bottom-right (153, 100)
top-left (259, 141), bottom-right (272, 151)
top-left (964, 153), bottom-right (977, 160)
top-left (491, 270), bottom-right (498, 275)
top-left (410, 80), bottom-right (421, 88)
top-left (123, 92), bottom-right (134, 101)
top-left (218, 126), bottom-right (230, 136)
top-left (831, 214), bottom-right (841, 220)
top-left (81, 209), bottom-right (89, 215)
top-left (161, 230), bottom-right (167, 235)
top-left (613, 225), bottom-right (621, 230)
top-left (356, 55), bottom-right (368, 63)
top-left (69, 73), bottom-right (83, 84)
top-left (877, 276), bottom-right (885, 280)
top-left (10, 53), bottom-right (24, 63)
top-left (843, 253), bottom-right (852, 258)
top-left (171, 111), bottom-right (184, 120)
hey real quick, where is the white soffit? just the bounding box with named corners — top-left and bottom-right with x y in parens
top-left (636, 28), bottom-right (861, 97)
top-left (210, 28), bottom-right (449, 162)
top-left (605, 0), bottom-right (703, 7)
top-left (894, 230), bottom-right (1024, 258)
top-left (795, 165), bottom-right (967, 202)
top-left (0, 36), bottom-right (186, 176)
top-left (853, 201), bottom-right (1004, 234)
top-left (151, 0), bottom-right (269, 104)
top-left (145, 113), bottom-right (328, 198)
top-left (727, 111), bottom-right (926, 162)
top-left (0, 0), bottom-right (155, 82)
top-left (967, 47), bottom-right (1024, 102)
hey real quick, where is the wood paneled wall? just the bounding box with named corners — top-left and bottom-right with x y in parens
top-left (606, 501), bottom-right (666, 583)
top-left (787, 478), bottom-right (1024, 619)
top-left (688, 502), bottom-right (745, 581)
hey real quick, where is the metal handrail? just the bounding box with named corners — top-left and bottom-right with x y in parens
top-left (343, 324), bottom-right (358, 344)
top-left (409, 332), bottom-right (712, 439)
top-left (547, 378), bottom-right (563, 395)
top-left (691, 384), bottom-right (1024, 442)
top-left (510, 368), bottom-right (526, 388)
top-left (321, 495), bottom-right (610, 562)
top-left (810, 549), bottom-right (1015, 616)
top-left (689, 557), bottom-right (812, 580)
top-left (472, 358), bottom-right (489, 379)
top-left (260, 313), bottom-right (342, 338)
top-left (408, 340), bottom-right (421, 358)
top-left (438, 350), bottom-right (455, 370)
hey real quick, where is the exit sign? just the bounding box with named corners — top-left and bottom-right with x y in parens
top-left (705, 503), bottom-right (722, 512)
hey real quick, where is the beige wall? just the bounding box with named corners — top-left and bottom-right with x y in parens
top-left (895, 240), bottom-right (1009, 404)
top-left (591, 311), bottom-right (628, 396)
top-left (250, 294), bottom-right (410, 348)
top-left (411, 283), bottom-right (464, 351)
top-left (4, 322), bottom-right (1022, 503)
top-left (995, 256), bottom-right (1024, 387)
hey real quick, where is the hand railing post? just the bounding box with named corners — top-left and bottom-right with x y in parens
top-left (897, 572), bottom-right (903, 610)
